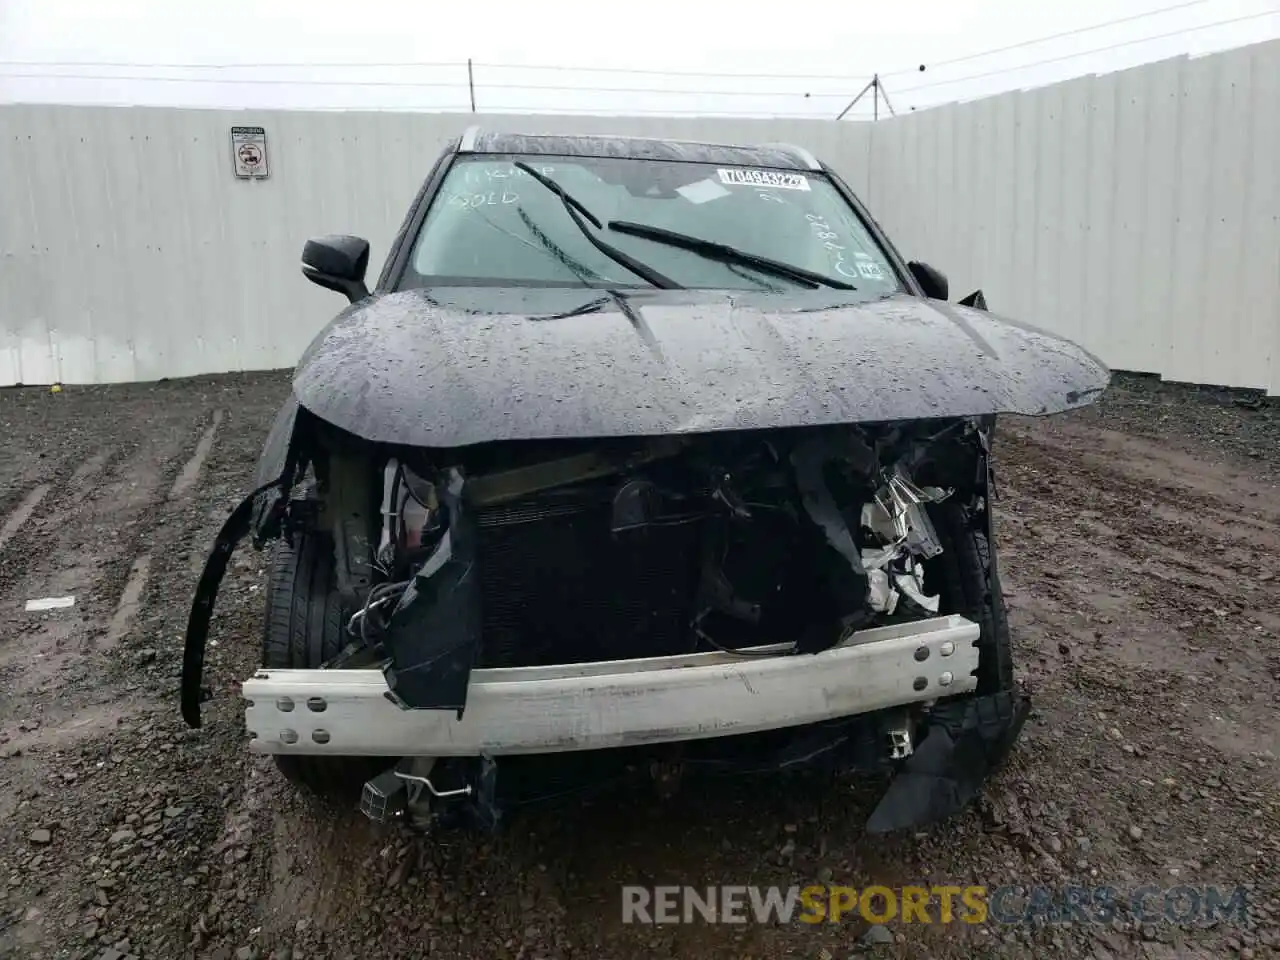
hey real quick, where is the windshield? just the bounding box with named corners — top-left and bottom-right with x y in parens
top-left (399, 155), bottom-right (902, 294)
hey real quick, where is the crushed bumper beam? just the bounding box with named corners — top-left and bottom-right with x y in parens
top-left (244, 614), bottom-right (980, 757)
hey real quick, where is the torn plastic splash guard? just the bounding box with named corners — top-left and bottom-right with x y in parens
top-left (866, 688), bottom-right (1031, 833)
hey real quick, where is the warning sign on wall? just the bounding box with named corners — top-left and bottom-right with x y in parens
top-left (231, 126), bottom-right (269, 179)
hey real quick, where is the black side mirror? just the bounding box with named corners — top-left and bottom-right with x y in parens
top-left (302, 235), bottom-right (370, 303)
top-left (907, 261), bottom-right (948, 301)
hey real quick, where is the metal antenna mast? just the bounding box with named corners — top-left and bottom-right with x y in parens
top-left (836, 68), bottom-right (919, 120)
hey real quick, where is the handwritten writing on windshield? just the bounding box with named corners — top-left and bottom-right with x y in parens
top-left (804, 213), bottom-right (862, 281)
top-left (804, 215), bottom-right (888, 282)
top-left (448, 164), bottom-right (558, 211)
top-left (447, 190), bottom-right (520, 209)
top-left (461, 164), bottom-right (555, 186)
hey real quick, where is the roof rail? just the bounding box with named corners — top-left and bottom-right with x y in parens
top-left (763, 142), bottom-right (821, 171)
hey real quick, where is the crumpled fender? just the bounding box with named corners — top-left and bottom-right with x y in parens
top-left (253, 395), bottom-right (300, 489)
top-left (180, 395), bottom-right (303, 728)
top-left (864, 429), bottom-right (1023, 833)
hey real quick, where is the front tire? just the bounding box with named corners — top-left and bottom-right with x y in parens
top-left (924, 499), bottom-right (1014, 694)
top-left (261, 529), bottom-right (389, 794)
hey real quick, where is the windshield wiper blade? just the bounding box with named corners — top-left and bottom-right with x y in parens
top-left (513, 163), bottom-right (680, 290)
top-left (514, 161), bottom-right (602, 227)
top-left (607, 220), bottom-right (856, 291)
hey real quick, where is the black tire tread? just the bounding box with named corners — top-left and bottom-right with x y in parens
top-left (924, 501), bottom-right (1014, 694)
top-left (262, 531), bottom-right (386, 793)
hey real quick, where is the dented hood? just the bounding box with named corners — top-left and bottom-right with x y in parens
top-left (292, 288), bottom-right (1109, 448)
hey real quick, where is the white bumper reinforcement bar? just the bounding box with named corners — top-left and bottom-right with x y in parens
top-left (244, 614), bottom-right (980, 757)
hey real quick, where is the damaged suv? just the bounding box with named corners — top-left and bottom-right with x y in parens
top-left (182, 129), bottom-right (1108, 832)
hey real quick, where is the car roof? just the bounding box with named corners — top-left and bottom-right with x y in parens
top-left (456, 126), bottom-right (822, 172)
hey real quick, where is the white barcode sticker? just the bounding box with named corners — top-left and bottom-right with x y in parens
top-left (717, 168), bottom-right (811, 191)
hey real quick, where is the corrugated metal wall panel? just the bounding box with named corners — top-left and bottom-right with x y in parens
top-left (1080, 70), bottom-right (1117, 365)
top-left (1134, 57), bottom-right (1181, 378)
top-left (2, 39), bottom-right (1278, 392)
top-left (1055, 75), bottom-right (1094, 352)
top-left (1203, 50), bottom-right (1255, 389)
top-left (1242, 43), bottom-right (1280, 397)
top-left (1110, 63), bottom-right (1152, 374)
top-left (1167, 52), bottom-right (1219, 386)
top-left (0, 105), bottom-right (39, 386)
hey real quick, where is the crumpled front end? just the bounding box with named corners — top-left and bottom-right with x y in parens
top-left (184, 401), bottom-right (1031, 833)
top-left (369, 423), bottom-right (976, 702)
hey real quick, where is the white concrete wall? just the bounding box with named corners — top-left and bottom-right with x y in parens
top-left (2, 37), bottom-right (1278, 393)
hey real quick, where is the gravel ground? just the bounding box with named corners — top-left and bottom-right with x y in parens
top-left (0, 372), bottom-right (1277, 960)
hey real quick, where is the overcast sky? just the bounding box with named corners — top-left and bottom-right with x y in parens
top-left (1, 0), bottom-right (1277, 118)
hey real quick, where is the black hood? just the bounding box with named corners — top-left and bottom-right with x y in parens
top-left (292, 288), bottom-right (1109, 448)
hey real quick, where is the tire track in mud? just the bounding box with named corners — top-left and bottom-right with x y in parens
top-left (0, 408), bottom-right (233, 726)
top-left (0, 422), bottom-right (224, 955)
top-left (1005, 422), bottom-right (1280, 525)
top-left (170, 409), bottom-right (226, 501)
top-left (0, 483), bottom-right (50, 555)
top-left (103, 554), bottom-right (153, 651)
top-left (63, 399), bottom-right (282, 959)
top-left (0, 446), bottom-right (120, 562)
top-left (996, 422), bottom-right (1279, 651)
top-left (0, 442), bottom-right (154, 622)
top-left (995, 420), bottom-right (1280, 810)
top-left (986, 422), bottom-right (1280, 955)
top-left (0, 447), bottom-right (115, 564)
top-left (98, 410), bottom-right (228, 653)
top-left (0, 447), bottom-right (126, 708)
top-left (0, 376), bottom-right (292, 960)
top-left (88, 408), bottom-right (226, 615)
top-left (115, 406), bottom-right (283, 960)
top-left (999, 426), bottom-right (1277, 567)
top-left (0, 446), bottom-right (73, 519)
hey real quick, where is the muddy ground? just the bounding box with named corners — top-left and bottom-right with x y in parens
top-left (0, 373), bottom-right (1277, 960)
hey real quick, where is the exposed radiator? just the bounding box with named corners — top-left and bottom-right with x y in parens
top-left (475, 488), bottom-right (704, 668)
